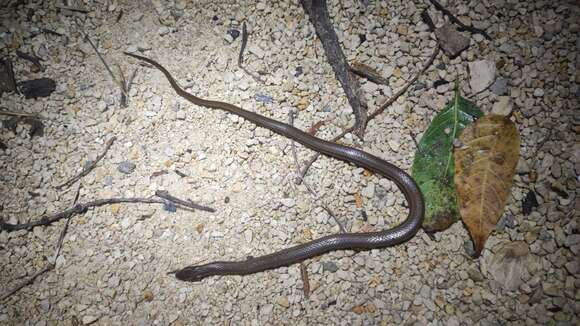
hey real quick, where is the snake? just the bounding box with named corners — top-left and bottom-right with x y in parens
top-left (124, 52), bottom-right (425, 282)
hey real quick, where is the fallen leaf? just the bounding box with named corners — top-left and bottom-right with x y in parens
top-left (455, 115), bottom-right (520, 256)
top-left (411, 86), bottom-right (483, 232)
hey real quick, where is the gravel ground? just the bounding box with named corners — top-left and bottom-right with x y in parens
top-left (1, 0), bottom-right (578, 325)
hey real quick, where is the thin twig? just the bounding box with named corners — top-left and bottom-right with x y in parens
top-left (300, 263), bottom-right (310, 299)
top-left (16, 50), bottom-right (44, 71)
top-left (427, 0), bottom-right (491, 40)
top-left (56, 137), bottom-right (117, 190)
top-left (0, 186), bottom-right (80, 302)
top-left (154, 190), bottom-right (216, 213)
top-left (55, 4), bottom-right (89, 13)
top-left (0, 107), bottom-right (44, 119)
top-left (298, 46), bottom-right (440, 181)
top-left (237, 21), bottom-right (265, 83)
top-left (75, 21), bottom-right (128, 100)
top-left (0, 196), bottom-right (191, 232)
top-left (238, 21), bottom-right (248, 67)
top-left (288, 111), bottom-right (346, 233)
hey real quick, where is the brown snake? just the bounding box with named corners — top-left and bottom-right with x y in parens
top-left (125, 52), bottom-right (424, 282)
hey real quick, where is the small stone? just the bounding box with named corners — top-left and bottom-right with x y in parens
top-left (238, 80), bottom-right (249, 91)
top-left (110, 203), bottom-right (121, 215)
top-left (491, 96), bottom-right (513, 116)
top-left (542, 283), bottom-right (561, 297)
top-left (533, 88), bottom-right (544, 97)
top-left (280, 198), bottom-right (296, 208)
top-left (566, 234), bottom-right (580, 247)
top-left (118, 161), bottom-right (136, 174)
top-left (362, 183), bottom-right (375, 198)
top-left (564, 261), bottom-right (579, 275)
top-left (82, 315), bottom-right (98, 325)
top-left (468, 60), bottom-right (496, 93)
top-left (489, 78), bottom-right (508, 95)
top-left (244, 229), bottom-right (253, 242)
top-left (322, 261), bottom-right (338, 273)
top-left (143, 289), bottom-right (154, 302)
top-left (435, 23), bottom-right (470, 58)
top-left (276, 296), bottom-right (290, 308)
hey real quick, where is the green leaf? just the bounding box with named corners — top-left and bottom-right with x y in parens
top-left (412, 86), bottom-right (483, 232)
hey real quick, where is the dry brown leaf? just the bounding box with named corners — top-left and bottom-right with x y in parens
top-left (454, 115), bottom-right (520, 256)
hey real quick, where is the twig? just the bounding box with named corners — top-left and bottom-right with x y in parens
top-left (0, 196), bottom-right (193, 232)
top-left (238, 21), bottom-right (248, 67)
top-left (55, 4), bottom-right (89, 14)
top-left (237, 21), bottom-right (265, 84)
top-left (300, 263), bottom-right (310, 299)
top-left (298, 46), bottom-right (440, 182)
top-left (288, 111), bottom-right (346, 233)
top-left (300, 0), bottom-right (368, 138)
top-left (427, 0), bottom-right (491, 40)
top-left (349, 62), bottom-right (389, 85)
top-left (154, 190), bottom-right (216, 213)
top-left (0, 264), bottom-right (52, 301)
top-left (0, 106), bottom-right (44, 119)
top-left (56, 137), bottom-right (116, 189)
top-left (0, 186), bottom-right (80, 302)
top-left (75, 21), bottom-right (128, 101)
top-left (16, 50), bottom-right (44, 72)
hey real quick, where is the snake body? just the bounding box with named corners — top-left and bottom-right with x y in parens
top-left (125, 52), bottom-right (424, 282)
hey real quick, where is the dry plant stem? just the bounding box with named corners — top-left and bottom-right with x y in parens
top-left (288, 111), bottom-right (346, 233)
top-left (0, 186), bottom-right (79, 302)
top-left (55, 4), bottom-right (89, 13)
top-left (0, 195), bottom-right (199, 232)
top-left (237, 21), bottom-right (264, 83)
top-left (427, 0), bottom-right (491, 40)
top-left (76, 21), bottom-right (128, 99)
top-left (300, 263), bottom-right (310, 299)
top-left (0, 107), bottom-right (43, 119)
top-left (300, 0), bottom-right (368, 138)
top-left (56, 137), bottom-right (117, 189)
top-left (154, 190), bottom-right (216, 213)
top-left (298, 46), bottom-right (440, 182)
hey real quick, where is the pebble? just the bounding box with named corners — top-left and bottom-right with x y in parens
top-left (276, 296), bottom-right (290, 308)
top-left (82, 316), bottom-right (98, 325)
top-left (468, 60), bottom-right (496, 93)
top-left (491, 96), bottom-right (513, 116)
top-left (322, 261), bottom-right (339, 273)
top-left (117, 161), bottom-right (136, 174)
top-left (489, 78), bottom-right (508, 95)
top-left (280, 197), bottom-right (296, 208)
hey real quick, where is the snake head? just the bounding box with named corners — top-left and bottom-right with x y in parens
top-left (172, 265), bottom-right (211, 282)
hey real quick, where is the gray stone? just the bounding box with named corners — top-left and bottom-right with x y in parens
top-left (322, 261), bottom-right (338, 273)
top-left (491, 96), bottom-right (513, 116)
top-left (118, 161), bottom-right (136, 174)
top-left (468, 60), bottom-right (496, 93)
top-left (435, 23), bottom-right (470, 58)
top-left (490, 78), bottom-right (508, 95)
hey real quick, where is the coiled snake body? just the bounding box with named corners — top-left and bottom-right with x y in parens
top-left (125, 52), bottom-right (425, 282)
